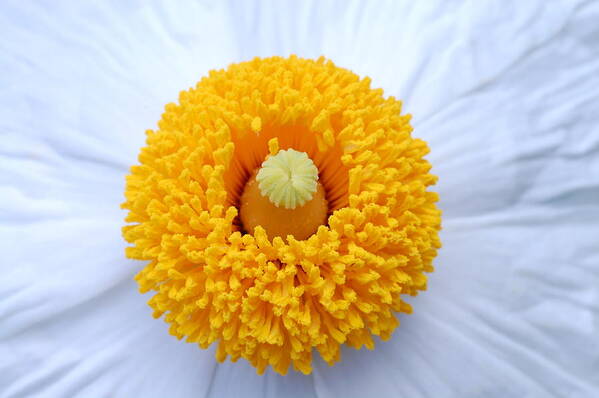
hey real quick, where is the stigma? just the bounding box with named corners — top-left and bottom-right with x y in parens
top-left (239, 149), bottom-right (328, 240)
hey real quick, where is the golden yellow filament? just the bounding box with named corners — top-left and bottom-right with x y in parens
top-left (122, 56), bottom-right (441, 376)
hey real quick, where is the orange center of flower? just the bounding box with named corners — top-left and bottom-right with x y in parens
top-left (224, 129), bottom-right (349, 241)
top-left (239, 163), bottom-right (328, 240)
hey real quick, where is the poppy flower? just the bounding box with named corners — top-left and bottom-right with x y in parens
top-left (2, 1), bottom-right (598, 397)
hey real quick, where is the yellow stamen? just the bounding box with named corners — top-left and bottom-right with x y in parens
top-left (256, 149), bottom-right (318, 209)
top-left (122, 56), bottom-right (442, 376)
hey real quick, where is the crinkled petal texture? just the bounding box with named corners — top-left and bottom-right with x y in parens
top-left (122, 56), bottom-right (441, 375)
top-left (2, 0), bottom-right (599, 397)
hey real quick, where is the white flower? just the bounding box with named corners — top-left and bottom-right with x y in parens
top-left (1, 1), bottom-right (598, 397)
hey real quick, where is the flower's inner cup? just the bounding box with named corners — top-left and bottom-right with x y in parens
top-left (239, 168), bottom-right (328, 240)
top-left (223, 124), bottom-right (349, 240)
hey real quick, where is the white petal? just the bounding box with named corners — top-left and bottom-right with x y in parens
top-left (207, 360), bottom-right (317, 398)
top-left (3, 0), bottom-right (599, 397)
top-left (311, 1), bottom-right (599, 397)
top-left (314, 208), bottom-right (599, 396)
top-left (319, 1), bottom-right (578, 120)
top-left (0, 218), bottom-right (217, 397)
top-left (0, 2), bottom-right (236, 397)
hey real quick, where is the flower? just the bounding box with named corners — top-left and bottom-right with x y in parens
top-left (3, 2), bottom-right (598, 397)
top-left (122, 56), bottom-right (442, 375)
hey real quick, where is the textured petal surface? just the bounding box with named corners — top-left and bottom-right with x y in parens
top-left (2, 1), bottom-right (598, 398)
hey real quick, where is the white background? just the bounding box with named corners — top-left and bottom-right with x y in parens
top-left (1, 1), bottom-right (598, 397)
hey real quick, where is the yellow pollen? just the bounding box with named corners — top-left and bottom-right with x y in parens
top-left (121, 55), bottom-right (442, 376)
top-left (256, 149), bottom-right (318, 209)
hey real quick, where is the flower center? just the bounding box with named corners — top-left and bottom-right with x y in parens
top-left (239, 149), bottom-right (328, 240)
top-left (256, 149), bottom-right (319, 209)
